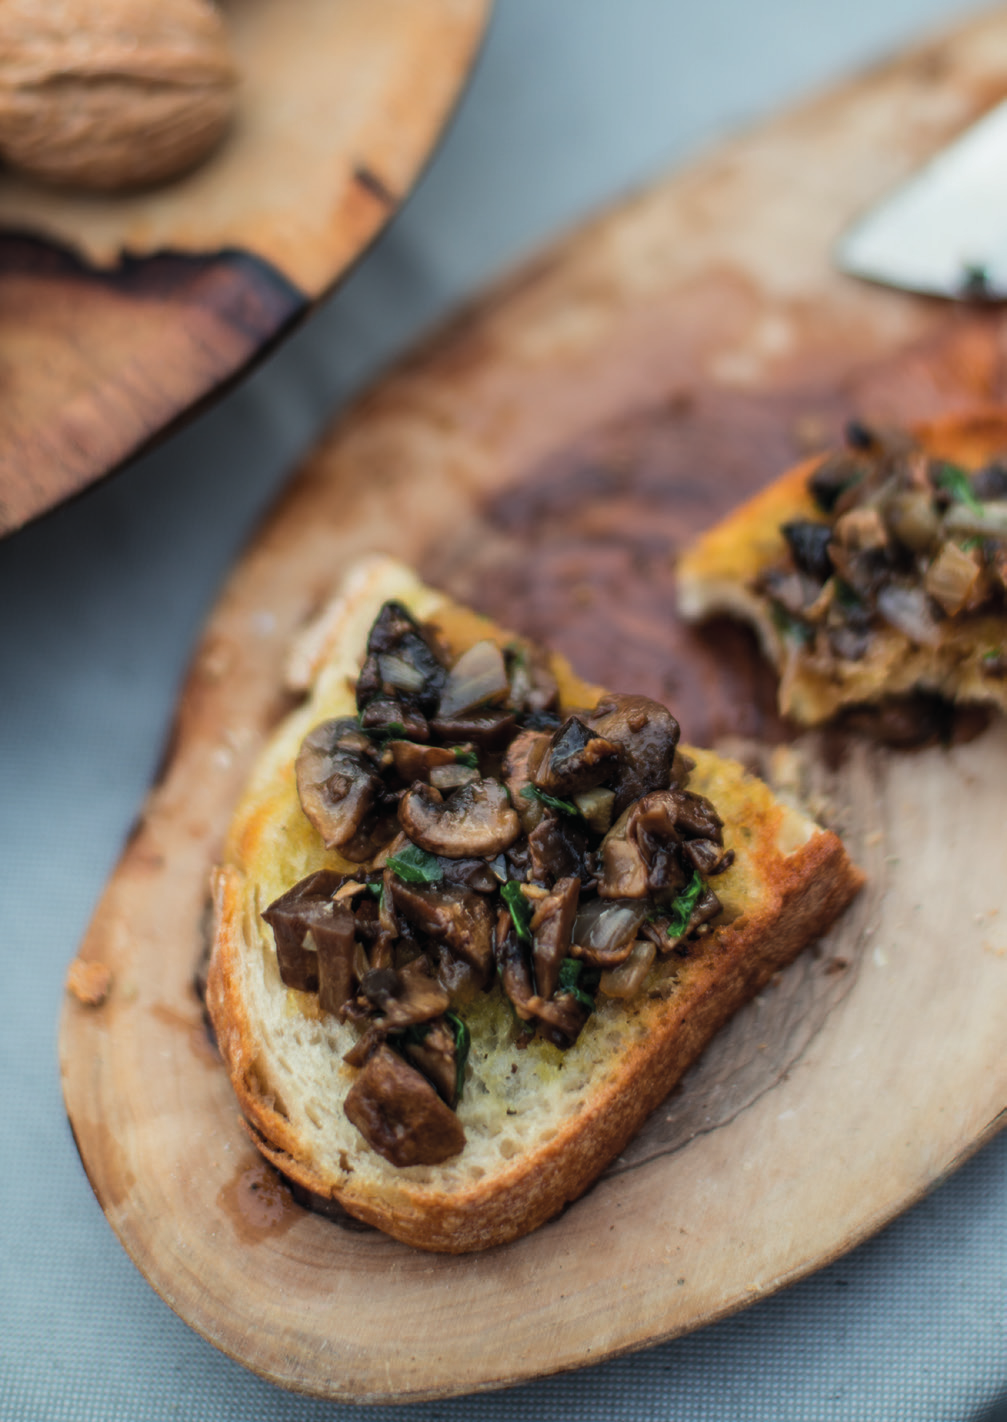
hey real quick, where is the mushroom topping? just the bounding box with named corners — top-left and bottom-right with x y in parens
top-left (388, 877), bottom-right (494, 981)
top-left (343, 1045), bottom-right (466, 1167)
top-left (267, 599), bottom-right (735, 1168)
top-left (398, 778), bottom-right (520, 858)
top-left (530, 875), bottom-right (580, 1000)
top-left (587, 694), bottom-right (680, 815)
top-left (502, 728), bottom-right (549, 833)
top-left (295, 718), bottom-right (388, 859)
top-left (351, 956), bottom-right (450, 1030)
top-left (533, 715), bottom-right (621, 798)
top-left (355, 601), bottom-right (447, 718)
top-left (261, 869), bottom-right (352, 996)
top-left (402, 1016), bottom-right (464, 1107)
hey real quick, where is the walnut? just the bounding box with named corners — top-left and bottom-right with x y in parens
top-left (0, 0), bottom-right (238, 191)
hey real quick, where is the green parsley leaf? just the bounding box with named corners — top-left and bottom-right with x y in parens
top-left (770, 603), bottom-right (814, 646)
top-left (833, 577), bottom-right (864, 610)
top-left (959, 536), bottom-right (983, 553)
top-left (558, 957), bottom-right (597, 1011)
top-left (500, 880), bottom-right (533, 944)
top-left (667, 870), bottom-right (705, 940)
top-left (365, 882), bottom-right (383, 898)
top-left (453, 748), bottom-right (479, 768)
top-left (936, 463), bottom-right (984, 517)
top-left (446, 1011), bottom-right (470, 1101)
top-left (356, 717), bottom-right (407, 743)
top-left (386, 843), bottom-right (443, 885)
top-left (521, 784), bottom-right (579, 815)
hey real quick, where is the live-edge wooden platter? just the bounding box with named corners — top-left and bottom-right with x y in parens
top-left (62, 6), bottom-right (1007, 1404)
top-left (0, 0), bottom-right (491, 537)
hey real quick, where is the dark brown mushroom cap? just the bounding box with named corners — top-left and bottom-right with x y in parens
top-left (388, 739), bottom-right (457, 784)
top-left (530, 875), bottom-right (580, 1000)
top-left (261, 869), bottom-right (352, 994)
top-left (295, 718), bottom-right (385, 858)
top-left (527, 813), bottom-right (593, 886)
top-left (586, 694), bottom-right (681, 816)
top-left (532, 715), bottom-right (620, 798)
top-left (344, 1045), bottom-right (466, 1167)
top-left (388, 877), bottom-right (495, 980)
top-left (398, 778), bottom-right (521, 858)
top-left (429, 708), bottom-right (517, 748)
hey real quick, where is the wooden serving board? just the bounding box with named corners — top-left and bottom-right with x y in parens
top-left (0, 0), bottom-right (490, 537)
top-left (61, 6), bottom-right (1007, 1404)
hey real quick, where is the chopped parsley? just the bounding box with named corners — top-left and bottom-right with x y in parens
top-left (935, 463), bottom-right (984, 517)
top-left (558, 957), bottom-right (597, 1012)
top-left (666, 870), bottom-right (705, 940)
top-left (386, 843), bottom-right (443, 885)
top-left (501, 880), bottom-right (533, 944)
top-left (453, 748), bottom-right (480, 768)
top-left (446, 1011), bottom-right (470, 1100)
top-left (521, 784), bottom-right (579, 815)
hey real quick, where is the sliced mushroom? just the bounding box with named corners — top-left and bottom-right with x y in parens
top-left (502, 727), bottom-right (550, 833)
top-left (344, 1045), bottom-right (466, 1167)
top-left (388, 739), bottom-right (456, 784)
top-left (398, 778), bottom-right (520, 858)
top-left (295, 718), bottom-right (388, 859)
top-left (388, 877), bottom-right (494, 980)
top-left (530, 875), bottom-right (579, 1000)
top-left (587, 694), bottom-right (680, 815)
top-left (533, 715), bottom-right (621, 798)
top-left (527, 812), bottom-right (593, 886)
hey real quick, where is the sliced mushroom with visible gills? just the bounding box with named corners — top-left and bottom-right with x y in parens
top-left (398, 778), bottom-right (521, 858)
top-left (295, 718), bottom-right (385, 859)
top-left (587, 693), bottom-right (680, 815)
top-left (344, 1045), bottom-right (466, 1167)
top-left (530, 875), bottom-right (580, 1000)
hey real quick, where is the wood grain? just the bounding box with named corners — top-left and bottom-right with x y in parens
top-left (62, 4), bottom-right (1007, 1402)
top-left (0, 0), bottom-right (490, 536)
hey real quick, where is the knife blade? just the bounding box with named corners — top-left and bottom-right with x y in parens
top-left (836, 95), bottom-right (1007, 300)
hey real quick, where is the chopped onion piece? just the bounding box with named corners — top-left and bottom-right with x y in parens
top-left (924, 541), bottom-right (980, 616)
top-left (573, 786), bottom-right (615, 834)
top-left (572, 899), bottom-right (648, 953)
top-left (378, 653), bottom-right (427, 694)
top-left (944, 501), bottom-right (1007, 538)
top-left (876, 582), bottom-right (941, 646)
top-left (438, 640), bottom-right (509, 718)
top-left (600, 939), bottom-right (656, 999)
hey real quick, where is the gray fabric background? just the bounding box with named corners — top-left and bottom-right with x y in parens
top-left (3, 2), bottom-right (1006, 1418)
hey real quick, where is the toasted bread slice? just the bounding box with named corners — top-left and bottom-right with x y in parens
top-left (676, 410), bottom-right (1007, 727)
top-left (207, 555), bottom-right (863, 1253)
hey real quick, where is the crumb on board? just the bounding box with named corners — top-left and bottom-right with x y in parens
top-left (66, 958), bottom-right (112, 1007)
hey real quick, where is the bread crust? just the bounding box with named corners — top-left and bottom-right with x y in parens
top-left (676, 409), bottom-right (1007, 725)
top-left (207, 555), bottom-right (863, 1253)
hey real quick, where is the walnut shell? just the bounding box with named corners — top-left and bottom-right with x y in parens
top-left (0, 0), bottom-right (238, 191)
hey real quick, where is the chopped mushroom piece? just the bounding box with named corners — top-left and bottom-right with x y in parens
top-left (388, 877), bottom-right (495, 981)
top-left (587, 694), bottom-right (680, 815)
top-left (344, 1045), bottom-right (466, 1167)
top-left (533, 715), bottom-right (621, 798)
top-left (530, 876), bottom-right (580, 1000)
top-left (262, 869), bottom-right (353, 995)
top-left (402, 1017), bottom-right (460, 1106)
top-left (351, 956), bottom-right (450, 1030)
